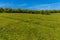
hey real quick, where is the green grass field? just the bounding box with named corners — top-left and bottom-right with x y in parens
top-left (0, 13), bottom-right (60, 40)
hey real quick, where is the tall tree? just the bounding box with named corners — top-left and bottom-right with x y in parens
top-left (0, 8), bottom-right (4, 13)
top-left (4, 8), bottom-right (12, 13)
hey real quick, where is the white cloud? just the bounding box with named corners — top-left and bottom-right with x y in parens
top-left (18, 3), bottom-right (27, 7)
top-left (0, 3), bottom-right (27, 8)
top-left (0, 4), bottom-right (6, 7)
top-left (0, 3), bottom-right (13, 7)
top-left (28, 2), bottom-right (60, 10)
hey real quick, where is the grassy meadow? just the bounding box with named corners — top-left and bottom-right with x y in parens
top-left (0, 13), bottom-right (60, 40)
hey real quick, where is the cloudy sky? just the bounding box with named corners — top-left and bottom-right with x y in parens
top-left (0, 0), bottom-right (60, 10)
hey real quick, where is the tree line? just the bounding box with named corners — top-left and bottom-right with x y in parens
top-left (0, 8), bottom-right (60, 14)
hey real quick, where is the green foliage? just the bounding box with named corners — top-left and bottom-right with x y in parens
top-left (4, 8), bottom-right (12, 13)
top-left (0, 8), bottom-right (60, 15)
top-left (0, 8), bottom-right (4, 13)
top-left (14, 8), bottom-right (22, 13)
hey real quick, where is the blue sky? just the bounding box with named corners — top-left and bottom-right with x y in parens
top-left (0, 0), bottom-right (60, 10)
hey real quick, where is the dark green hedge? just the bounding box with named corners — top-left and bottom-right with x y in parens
top-left (0, 8), bottom-right (60, 14)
